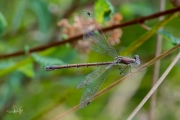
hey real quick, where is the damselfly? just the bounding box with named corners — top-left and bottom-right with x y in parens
top-left (46, 12), bottom-right (140, 108)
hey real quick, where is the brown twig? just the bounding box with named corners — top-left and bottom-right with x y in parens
top-left (139, 23), bottom-right (151, 30)
top-left (0, 6), bottom-right (180, 60)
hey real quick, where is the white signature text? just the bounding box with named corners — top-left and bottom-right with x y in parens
top-left (6, 105), bottom-right (23, 114)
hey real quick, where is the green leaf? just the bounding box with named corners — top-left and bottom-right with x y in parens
top-left (157, 30), bottom-right (180, 45)
top-left (11, 0), bottom-right (27, 30)
top-left (0, 57), bottom-right (33, 77)
top-left (32, 53), bottom-right (65, 66)
top-left (0, 12), bottom-right (7, 35)
top-left (94, 0), bottom-right (114, 23)
top-left (0, 60), bottom-right (14, 69)
top-left (18, 63), bottom-right (34, 78)
top-left (0, 41), bottom-right (10, 52)
top-left (8, 71), bottom-right (23, 94)
top-left (30, 0), bottom-right (52, 33)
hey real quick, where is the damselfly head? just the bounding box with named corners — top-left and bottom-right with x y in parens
top-left (134, 55), bottom-right (140, 66)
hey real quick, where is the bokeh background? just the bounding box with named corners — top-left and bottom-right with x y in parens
top-left (0, 0), bottom-right (180, 120)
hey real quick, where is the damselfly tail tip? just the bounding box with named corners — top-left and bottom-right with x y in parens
top-left (45, 66), bottom-right (53, 71)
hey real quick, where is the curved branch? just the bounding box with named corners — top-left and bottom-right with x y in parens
top-left (0, 6), bottom-right (180, 59)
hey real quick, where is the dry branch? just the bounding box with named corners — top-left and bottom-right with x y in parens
top-left (0, 7), bottom-right (180, 59)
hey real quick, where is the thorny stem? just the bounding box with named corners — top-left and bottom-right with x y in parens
top-left (0, 7), bottom-right (180, 59)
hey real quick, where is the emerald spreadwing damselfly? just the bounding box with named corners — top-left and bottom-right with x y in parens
top-left (46, 12), bottom-right (140, 108)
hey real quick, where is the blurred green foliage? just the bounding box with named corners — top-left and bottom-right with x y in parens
top-left (94, 0), bottom-right (114, 23)
top-left (119, 2), bottom-right (154, 19)
top-left (158, 30), bottom-right (180, 45)
top-left (0, 12), bottom-right (7, 35)
top-left (0, 0), bottom-right (180, 120)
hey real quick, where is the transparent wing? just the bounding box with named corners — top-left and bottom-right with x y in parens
top-left (77, 62), bottom-right (115, 89)
top-left (79, 63), bottom-right (114, 108)
top-left (79, 11), bottom-right (118, 58)
top-left (83, 34), bottom-right (108, 55)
